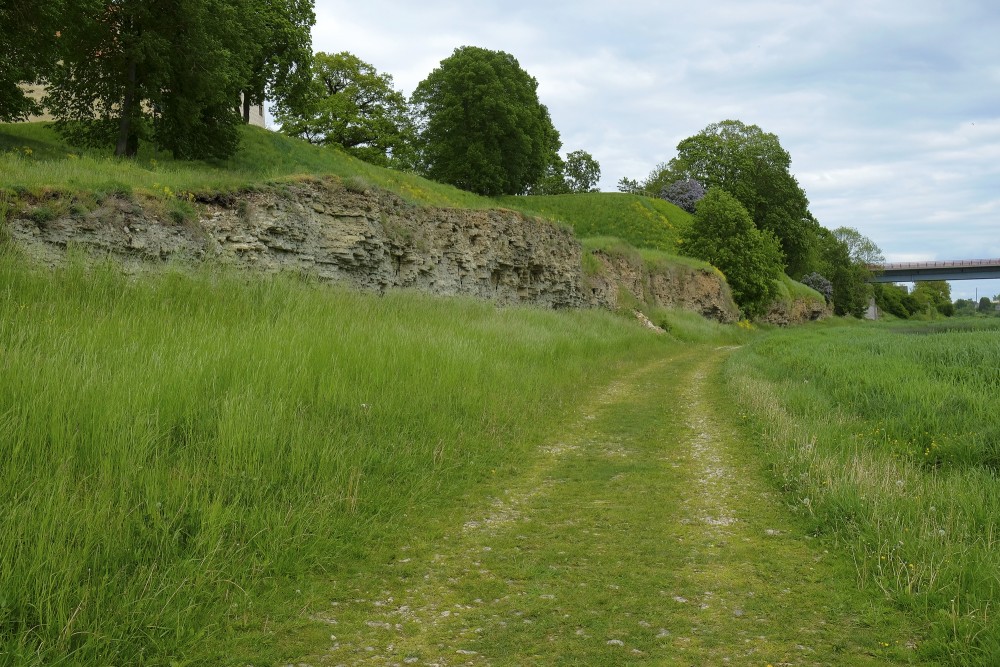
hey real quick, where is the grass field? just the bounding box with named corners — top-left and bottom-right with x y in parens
top-left (726, 319), bottom-right (1000, 664)
top-left (0, 248), bottom-right (677, 665)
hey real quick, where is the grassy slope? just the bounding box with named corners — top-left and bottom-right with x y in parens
top-left (496, 192), bottom-right (691, 252)
top-left (1, 121), bottom-right (696, 262)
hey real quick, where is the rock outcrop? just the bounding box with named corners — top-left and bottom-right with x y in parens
top-left (8, 177), bottom-right (742, 321)
top-left (760, 296), bottom-right (832, 326)
top-left (585, 251), bottom-right (740, 323)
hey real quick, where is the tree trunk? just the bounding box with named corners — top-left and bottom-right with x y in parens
top-left (115, 59), bottom-right (138, 158)
top-left (243, 93), bottom-right (251, 124)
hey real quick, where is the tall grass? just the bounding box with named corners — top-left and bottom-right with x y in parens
top-left (0, 250), bottom-right (671, 665)
top-left (725, 319), bottom-right (1000, 664)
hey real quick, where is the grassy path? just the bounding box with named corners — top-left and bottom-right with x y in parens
top-left (293, 346), bottom-right (922, 666)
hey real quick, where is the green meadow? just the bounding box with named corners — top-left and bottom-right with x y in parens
top-left (0, 249), bottom-right (673, 665)
top-left (727, 319), bottom-right (1000, 664)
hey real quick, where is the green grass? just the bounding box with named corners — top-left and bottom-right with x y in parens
top-left (0, 122), bottom-right (492, 208)
top-left (725, 319), bottom-right (1000, 665)
top-left (775, 272), bottom-right (825, 306)
top-left (496, 192), bottom-right (691, 252)
top-left (0, 248), bottom-right (674, 666)
top-left (290, 346), bottom-right (924, 666)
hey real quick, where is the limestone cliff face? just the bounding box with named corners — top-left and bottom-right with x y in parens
top-left (585, 251), bottom-right (740, 323)
top-left (8, 177), bottom-right (740, 321)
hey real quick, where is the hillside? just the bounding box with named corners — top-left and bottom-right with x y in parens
top-left (0, 122), bottom-right (824, 325)
top-left (497, 192), bottom-right (691, 253)
top-left (2, 123), bottom-right (688, 251)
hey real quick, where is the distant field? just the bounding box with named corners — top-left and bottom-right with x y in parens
top-left (727, 319), bottom-right (1000, 664)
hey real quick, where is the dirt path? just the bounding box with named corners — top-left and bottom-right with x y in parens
top-left (296, 347), bottom-right (920, 666)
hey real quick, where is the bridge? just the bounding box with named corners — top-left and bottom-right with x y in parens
top-left (868, 259), bottom-right (1000, 282)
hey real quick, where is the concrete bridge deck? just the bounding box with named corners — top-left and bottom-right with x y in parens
top-left (868, 259), bottom-right (1000, 282)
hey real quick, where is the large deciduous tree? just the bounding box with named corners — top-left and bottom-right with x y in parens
top-left (563, 150), bottom-right (601, 193)
top-left (275, 51), bottom-right (415, 168)
top-left (46, 0), bottom-right (258, 159)
top-left (239, 0), bottom-right (314, 124)
top-left (411, 46), bottom-right (561, 196)
top-left (0, 1), bottom-right (64, 121)
top-left (529, 149), bottom-right (601, 194)
top-left (683, 188), bottom-right (783, 318)
top-left (658, 120), bottom-right (818, 276)
top-left (815, 226), bottom-right (881, 317)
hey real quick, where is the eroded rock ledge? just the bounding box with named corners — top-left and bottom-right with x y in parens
top-left (9, 177), bottom-right (742, 320)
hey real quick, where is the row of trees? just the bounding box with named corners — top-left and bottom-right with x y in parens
top-left (1, 0), bottom-right (315, 158)
top-left (275, 46), bottom-right (602, 197)
top-left (620, 120), bottom-right (889, 318)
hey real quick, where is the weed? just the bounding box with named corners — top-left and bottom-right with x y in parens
top-left (344, 175), bottom-right (372, 194)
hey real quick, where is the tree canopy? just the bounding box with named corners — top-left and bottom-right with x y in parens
top-left (9, 0), bottom-right (313, 159)
top-left (530, 149), bottom-right (601, 194)
top-left (641, 120), bottom-right (818, 276)
top-left (814, 226), bottom-right (882, 317)
top-left (275, 51), bottom-right (415, 168)
top-left (411, 46), bottom-right (561, 196)
top-left (683, 188), bottom-right (784, 318)
top-left (239, 0), bottom-right (314, 124)
top-left (0, 1), bottom-right (65, 122)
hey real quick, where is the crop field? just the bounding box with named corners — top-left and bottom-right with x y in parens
top-left (0, 248), bottom-right (673, 665)
top-left (726, 319), bottom-right (1000, 664)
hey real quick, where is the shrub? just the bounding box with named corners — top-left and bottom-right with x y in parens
top-left (801, 272), bottom-right (833, 303)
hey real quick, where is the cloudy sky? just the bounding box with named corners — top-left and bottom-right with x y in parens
top-left (307, 0), bottom-right (1000, 299)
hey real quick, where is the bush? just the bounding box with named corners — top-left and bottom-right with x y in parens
top-left (660, 178), bottom-right (705, 214)
top-left (801, 272), bottom-right (833, 303)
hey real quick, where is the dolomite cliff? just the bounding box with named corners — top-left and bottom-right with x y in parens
top-left (8, 177), bottom-right (744, 321)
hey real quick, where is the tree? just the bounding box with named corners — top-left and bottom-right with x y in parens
top-left (664, 120), bottom-right (817, 277)
top-left (978, 296), bottom-right (994, 313)
top-left (530, 149), bottom-right (602, 194)
top-left (617, 176), bottom-right (641, 194)
top-left (954, 298), bottom-right (977, 317)
top-left (833, 226), bottom-right (884, 267)
top-left (912, 281), bottom-right (953, 317)
top-left (563, 150), bottom-right (601, 192)
top-left (660, 178), bottom-right (705, 213)
top-left (815, 227), bottom-right (869, 317)
top-left (683, 188), bottom-right (783, 318)
top-left (241, 0), bottom-right (313, 123)
top-left (411, 46), bottom-right (561, 196)
top-left (239, 0), bottom-right (314, 124)
top-left (0, 2), bottom-right (65, 121)
top-left (275, 51), bottom-right (415, 168)
top-left (46, 0), bottom-right (253, 158)
top-left (874, 283), bottom-right (914, 319)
